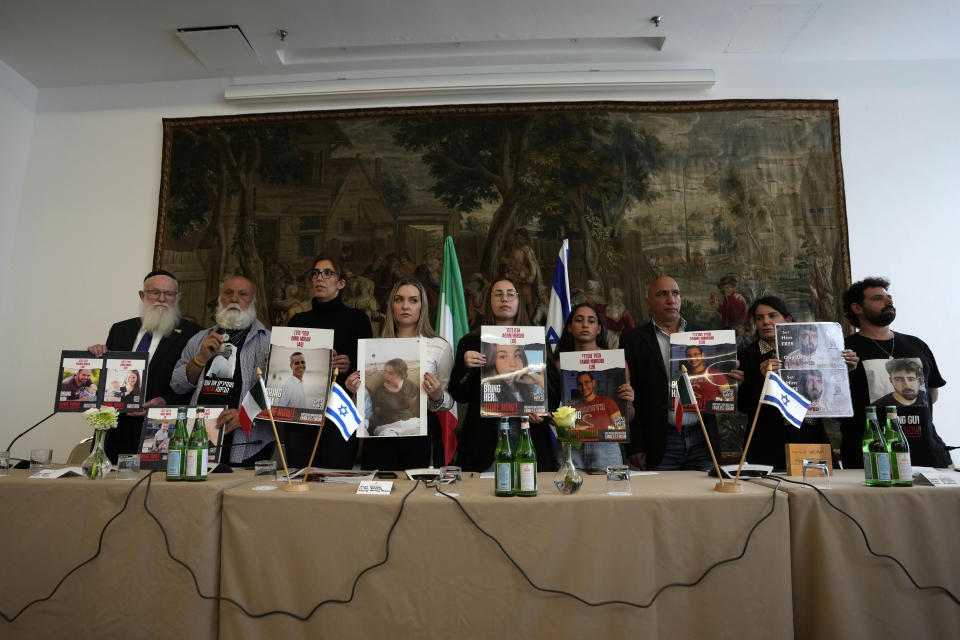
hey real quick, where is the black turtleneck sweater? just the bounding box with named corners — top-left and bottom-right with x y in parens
top-left (285, 295), bottom-right (373, 468)
top-left (288, 296), bottom-right (373, 385)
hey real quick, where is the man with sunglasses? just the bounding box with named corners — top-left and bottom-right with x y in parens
top-left (286, 254), bottom-right (373, 469)
top-left (87, 270), bottom-right (201, 462)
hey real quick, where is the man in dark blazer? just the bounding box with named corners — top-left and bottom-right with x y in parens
top-left (621, 276), bottom-right (742, 470)
top-left (88, 270), bottom-right (200, 462)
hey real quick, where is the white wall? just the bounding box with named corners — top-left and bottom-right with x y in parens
top-left (0, 61), bottom-right (39, 457)
top-left (2, 58), bottom-right (958, 462)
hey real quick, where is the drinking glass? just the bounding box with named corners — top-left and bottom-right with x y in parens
top-left (0, 450), bottom-right (10, 477)
top-left (436, 465), bottom-right (461, 497)
top-left (606, 464), bottom-right (632, 496)
top-left (116, 454), bottom-right (140, 480)
top-left (253, 460), bottom-right (278, 491)
top-left (30, 448), bottom-right (53, 470)
top-left (802, 458), bottom-right (831, 490)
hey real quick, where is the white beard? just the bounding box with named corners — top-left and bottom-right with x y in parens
top-left (215, 301), bottom-right (257, 330)
top-left (140, 300), bottom-right (181, 338)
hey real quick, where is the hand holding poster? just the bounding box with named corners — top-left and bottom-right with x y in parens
top-left (776, 322), bottom-right (852, 417)
top-left (558, 349), bottom-right (630, 443)
top-left (262, 327), bottom-right (334, 425)
top-left (669, 331), bottom-right (738, 413)
top-left (480, 326), bottom-right (547, 417)
top-left (357, 338), bottom-right (427, 437)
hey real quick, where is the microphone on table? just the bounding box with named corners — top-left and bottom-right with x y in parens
top-left (6, 412), bottom-right (56, 468)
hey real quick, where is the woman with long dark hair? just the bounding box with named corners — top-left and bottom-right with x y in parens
top-left (548, 302), bottom-right (634, 471)
top-left (450, 278), bottom-right (556, 472)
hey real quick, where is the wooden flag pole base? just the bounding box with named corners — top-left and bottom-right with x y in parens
top-left (714, 481), bottom-right (744, 493)
top-left (256, 366), bottom-right (304, 493)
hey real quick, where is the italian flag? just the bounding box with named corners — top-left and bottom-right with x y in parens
top-left (238, 378), bottom-right (271, 436)
top-left (435, 236), bottom-right (469, 465)
top-left (675, 369), bottom-right (697, 433)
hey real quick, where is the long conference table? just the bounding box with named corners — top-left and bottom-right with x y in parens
top-left (0, 468), bottom-right (957, 639)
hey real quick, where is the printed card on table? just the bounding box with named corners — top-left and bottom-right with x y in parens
top-left (558, 349), bottom-right (630, 443)
top-left (262, 327), bottom-right (334, 425)
top-left (480, 326), bottom-right (547, 417)
top-left (669, 331), bottom-right (737, 413)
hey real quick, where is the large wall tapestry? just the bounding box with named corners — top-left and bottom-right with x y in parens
top-left (155, 100), bottom-right (849, 453)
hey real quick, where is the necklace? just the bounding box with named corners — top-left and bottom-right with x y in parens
top-left (866, 333), bottom-right (895, 359)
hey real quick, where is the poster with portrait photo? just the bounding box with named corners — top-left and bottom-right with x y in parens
top-left (357, 337), bottom-right (427, 438)
top-left (138, 406), bottom-right (225, 470)
top-left (100, 352), bottom-right (148, 412)
top-left (863, 357), bottom-right (929, 409)
top-left (776, 322), bottom-right (845, 370)
top-left (780, 369), bottom-right (852, 417)
top-left (54, 351), bottom-right (104, 411)
top-left (262, 327), bottom-right (334, 425)
top-left (669, 331), bottom-right (737, 413)
top-left (777, 322), bottom-right (852, 417)
top-left (480, 325), bottom-right (547, 417)
top-left (558, 349), bottom-right (629, 443)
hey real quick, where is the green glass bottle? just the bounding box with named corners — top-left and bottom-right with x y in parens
top-left (494, 418), bottom-right (514, 497)
top-left (184, 407), bottom-right (209, 482)
top-left (862, 406), bottom-right (890, 487)
top-left (514, 416), bottom-right (538, 497)
top-left (166, 408), bottom-right (189, 482)
top-left (884, 406), bottom-right (912, 487)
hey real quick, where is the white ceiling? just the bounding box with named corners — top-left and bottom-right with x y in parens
top-left (1, 0), bottom-right (958, 89)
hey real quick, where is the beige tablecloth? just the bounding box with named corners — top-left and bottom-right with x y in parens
top-left (219, 471), bottom-right (794, 639)
top-left (756, 470), bottom-right (960, 639)
top-left (0, 469), bottom-right (246, 639)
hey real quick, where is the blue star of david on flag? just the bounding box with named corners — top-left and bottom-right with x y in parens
top-left (325, 381), bottom-right (363, 441)
top-left (760, 371), bottom-right (810, 428)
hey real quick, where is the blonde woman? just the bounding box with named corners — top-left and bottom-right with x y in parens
top-left (346, 279), bottom-right (453, 470)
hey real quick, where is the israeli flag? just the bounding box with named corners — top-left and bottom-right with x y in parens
top-left (325, 381), bottom-right (363, 441)
top-left (546, 239), bottom-right (571, 347)
top-left (759, 371), bottom-right (810, 428)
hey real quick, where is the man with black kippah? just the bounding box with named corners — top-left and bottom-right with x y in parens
top-left (88, 270), bottom-right (201, 462)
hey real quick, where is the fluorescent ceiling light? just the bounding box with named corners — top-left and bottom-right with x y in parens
top-left (224, 69), bottom-right (715, 103)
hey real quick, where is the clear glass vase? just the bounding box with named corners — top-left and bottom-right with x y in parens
top-left (552, 441), bottom-right (583, 495)
top-left (82, 430), bottom-right (112, 479)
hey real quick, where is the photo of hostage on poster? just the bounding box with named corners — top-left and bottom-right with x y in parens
top-left (138, 405), bottom-right (225, 470)
top-left (262, 327), bottom-right (333, 425)
top-left (780, 369), bottom-right (851, 416)
top-left (357, 337), bottom-right (427, 437)
top-left (100, 352), bottom-right (148, 412)
top-left (55, 351), bottom-right (104, 411)
top-left (559, 349), bottom-right (630, 443)
top-left (480, 325), bottom-right (547, 417)
top-left (669, 331), bottom-right (738, 413)
top-left (777, 321), bottom-right (852, 418)
top-left (777, 321), bottom-right (845, 370)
